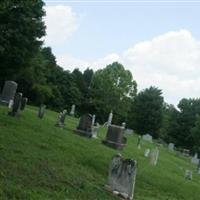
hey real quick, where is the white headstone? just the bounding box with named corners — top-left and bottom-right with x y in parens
top-left (144, 149), bottom-right (150, 157)
top-left (107, 111), bottom-right (113, 126)
top-left (142, 134), bottom-right (152, 143)
top-left (70, 104), bottom-right (75, 116)
top-left (191, 153), bottom-right (199, 165)
top-left (92, 114), bottom-right (96, 126)
top-left (185, 170), bottom-right (193, 180)
top-left (149, 148), bottom-right (159, 166)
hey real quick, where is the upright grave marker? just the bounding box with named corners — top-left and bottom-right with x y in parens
top-left (55, 110), bottom-right (67, 128)
top-left (142, 134), bottom-right (152, 143)
top-left (1, 81), bottom-right (18, 104)
top-left (185, 170), bottom-right (193, 180)
top-left (107, 111), bottom-right (113, 126)
top-left (191, 153), bottom-right (199, 165)
top-left (105, 154), bottom-right (137, 200)
top-left (38, 104), bottom-right (46, 119)
top-left (70, 104), bottom-right (75, 116)
top-left (102, 125), bottom-right (127, 150)
top-left (20, 97), bottom-right (28, 111)
top-left (8, 93), bottom-right (22, 117)
top-left (168, 143), bottom-right (175, 151)
top-left (149, 148), bottom-right (159, 166)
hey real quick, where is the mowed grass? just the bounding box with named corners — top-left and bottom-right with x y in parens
top-left (0, 105), bottom-right (200, 200)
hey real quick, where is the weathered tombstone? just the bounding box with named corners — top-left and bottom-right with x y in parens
top-left (125, 128), bottom-right (134, 135)
top-left (0, 81), bottom-right (18, 104)
top-left (8, 93), bottom-right (22, 117)
top-left (185, 170), bottom-right (193, 180)
top-left (92, 114), bottom-right (96, 126)
top-left (149, 148), bottom-right (159, 166)
top-left (191, 153), bottom-right (199, 165)
top-left (168, 143), bottom-right (175, 151)
top-left (8, 99), bottom-right (14, 109)
top-left (102, 125), bottom-right (127, 150)
top-left (197, 160), bottom-right (200, 174)
top-left (107, 111), bottom-right (113, 126)
top-left (91, 122), bottom-right (100, 138)
top-left (70, 104), bottom-right (75, 116)
top-left (20, 97), bottom-right (28, 111)
top-left (105, 154), bottom-right (137, 200)
top-left (137, 135), bottom-right (142, 149)
top-left (144, 149), bottom-right (150, 157)
top-left (76, 114), bottom-right (95, 137)
top-left (121, 122), bottom-right (126, 128)
top-left (182, 149), bottom-right (190, 157)
top-left (55, 109), bottom-right (67, 128)
top-left (38, 104), bottom-right (46, 119)
top-left (142, 134), bottom-right (152, 143)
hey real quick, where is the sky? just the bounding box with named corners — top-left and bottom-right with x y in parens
top-left (43, 0), bottom-right (200, 106)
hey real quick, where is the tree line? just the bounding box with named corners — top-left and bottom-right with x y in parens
top-left (0, 0), bottom-right (200, 154)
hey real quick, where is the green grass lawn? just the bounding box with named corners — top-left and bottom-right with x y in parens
top-left (0, 105), bottom-right (200, 200)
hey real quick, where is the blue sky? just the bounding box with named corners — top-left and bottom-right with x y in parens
top-left (43, 1), bottom-right (200, 105)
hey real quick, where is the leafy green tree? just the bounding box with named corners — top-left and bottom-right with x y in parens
top-left (90, 62), bottom-right (137, 123)
top-left (0, 0), bottom-right (46, 85)
top-left (191, 115), bottom-right (200, 154)
top-left (128, 86), bottom-right (164, 138)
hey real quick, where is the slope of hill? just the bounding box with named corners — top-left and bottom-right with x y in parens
top-left (0, 105), bottom-right (200, 200)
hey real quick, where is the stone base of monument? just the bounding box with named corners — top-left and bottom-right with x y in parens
top-left (75, 128), bottom-right (93, 138)
top-left (102, 139), bottom-right (126, 150)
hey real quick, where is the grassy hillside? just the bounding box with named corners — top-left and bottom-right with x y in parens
top-left (0, 105), bottom-right (200, 200)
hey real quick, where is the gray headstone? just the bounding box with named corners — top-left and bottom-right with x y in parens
top-left (168, 143), bottom-right (175, 151)
top-left (8, 93), bottom-right (23, 117)
top-left (149, 148), bottom-right (159, 166)
top-left (1, 81), bottom-right (18, 104)
top-left (125, 128), bottom-right (134, 135)
top-left (20, 97), bottom-right (28, 111)
top-left (191, 153), bottom-right (199, 165)
top-left (55, 109), bottom-right (67, 128)
top-left (70, 104), bottom-right (75, 116)
top-left (105, 154), bottom-right (137, 200)
top-left (102, 125), bottom-right (127, 150)
top-left (38, 104), bottom-right (46, 119)
top-left (185, 170), bottom-right (193, 180)
top-left (142, 134), bottom-right (153, 142)
top-left (91, 123), bottom-right (100, 138)
top-left (137, 135), bottom-right (142, 149)
top-left (76, 114), bottom-right (94, 138)
top-left (92, 114), bottom-right (96, 126)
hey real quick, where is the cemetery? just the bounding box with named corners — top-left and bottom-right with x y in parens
top-left (1, 102), bottom-right (200, 200)
top-left (1, 1), bottom-right (200, 200)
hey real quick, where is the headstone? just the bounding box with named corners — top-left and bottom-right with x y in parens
top-left (105, 154), bottom-right (137, 200)
top-left (55, 109), bottom-right (67, 128)
top-left (107, 111), bottom-right (113, 126)
top-left (91, 122), bottom-right (100, 138)
top-left (92, 114), bottom-right (96, 126)
top-left (168, 143), bottom-right (175, 151)
top-left (149, 148), bottom-right (159, 166)
top-left (137, 135), bottom-right (142, 149)
top-left (20, 97), bottom-right (28, 111)
top-left (144, 149), bottom-right (150, 157)
top-left (125, 128), bottom-right (134, 135)
top-left (8, 93), bottom-right (22, 117)
top-left (70, 104), bottom-right (75, 116)
top-left (197, 160), bottom-right (200, 174)
top-left (121, 122), bottom-right (126, 128)
top-left (142, 134), bottom-right (152, 143)
top-left (38, 104), bottom-right (46, 119)
top-left (76, 114), bottom-right (99, 138)
top-left (185, 170), bottom-right (193, 180)
top-left (0, 81), bottom-right (18, 104)
top-left (191, 153), bottom-right (199, 165)
top-left (182, 149), bottom-right (190, 157)
top-left (102, 125), bottom-right (127, 150)
top-left (8, 99), bottom-right (14, 109)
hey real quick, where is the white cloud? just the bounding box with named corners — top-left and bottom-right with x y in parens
top-left (44, 5), bottom-right (79, 46)
top-left (56, 29), bottom-right (200, 106)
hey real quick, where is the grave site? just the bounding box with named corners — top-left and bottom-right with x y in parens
top-left (1, 103), bottom-right (200, 200)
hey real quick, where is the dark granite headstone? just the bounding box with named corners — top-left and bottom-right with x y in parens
top-left (1, 81), bottom-right (18, 104)
top-left (38, 104), bottom-right (46, 119)
top-left (76, 114), bottom-right (97, 138)
top-left (55, 109), bottom-right (67, 128)
top-left (20, 97), bottom-right (28, 111)
top-left (105, 154), bottom-right (137, 200)
top-left (8, 93), bottom-right (22, 117)
top-left (102, 125), bottom-right (127, 150)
